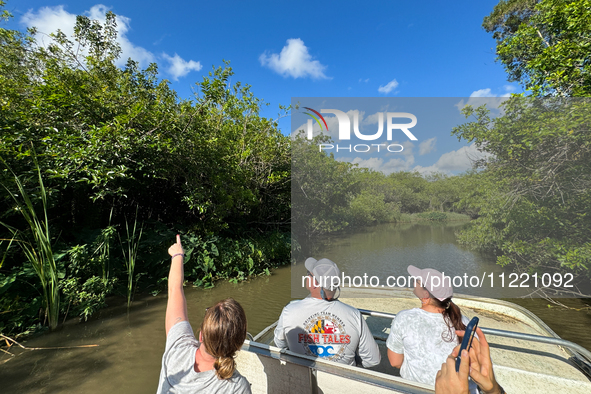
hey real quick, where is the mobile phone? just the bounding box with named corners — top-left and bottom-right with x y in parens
top-left (455, 316), bottom-right (479, 372)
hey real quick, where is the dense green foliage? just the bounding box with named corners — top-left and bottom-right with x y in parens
top-left (291, 133), bottom-right (474, 242)
top-left (453, 98), bottom-right (591, 290)
top-left (0, 6), bottom-right (290, 337)
top-left (483, 0), bottom-right (591, 96)
top-left (453, 1), bottom-right (591, 292)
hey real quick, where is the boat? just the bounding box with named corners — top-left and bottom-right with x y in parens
top-left (236, 287), bottom-right (591, 393)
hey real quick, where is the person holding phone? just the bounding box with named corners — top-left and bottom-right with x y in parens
top-left (156, 235), bottom-right (251, 394)
top-left (386, 265), bottom-right (475, 391)
top-left (435, 328), bottom-right (506, 394)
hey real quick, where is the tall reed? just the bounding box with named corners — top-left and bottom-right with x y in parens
top-left (0, 161), bottom-right (60, 329)
top-left (119, 208), bottom-right (143, 308)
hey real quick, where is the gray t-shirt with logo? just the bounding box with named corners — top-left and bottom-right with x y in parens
top-left (273, 297), bottom-right (380, 367)
top-left (157, 321), bottom-right (251, 394)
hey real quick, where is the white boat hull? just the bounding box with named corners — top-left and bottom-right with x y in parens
top-left (237, 288), bottom-right (591, 393)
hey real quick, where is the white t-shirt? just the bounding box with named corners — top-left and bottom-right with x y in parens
top-left (157, 321), bottom-right (251, 394)
top-left (273, 297), bottom-right (380, 367)
top-left (386, 308), bottom-right (470, 386)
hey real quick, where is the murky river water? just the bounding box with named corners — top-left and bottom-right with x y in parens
top-left (1, 221), bottom-right (590, 393)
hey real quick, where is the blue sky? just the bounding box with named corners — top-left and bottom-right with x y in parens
top-left (3, 0), bottom-right (518, 174)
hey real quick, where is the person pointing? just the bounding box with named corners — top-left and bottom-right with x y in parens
top-left (156, 235), bottom-right (252, 393)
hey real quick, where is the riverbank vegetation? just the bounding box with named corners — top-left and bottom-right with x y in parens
top-left (452, 0), bottom-right (591, 295)
top-left (0, 7), bottom-right (290, 337)
top-left (292, 133), bottom-right (476, 241)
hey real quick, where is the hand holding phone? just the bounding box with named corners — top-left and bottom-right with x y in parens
top-left (455, 316), bottom-right (479, 372)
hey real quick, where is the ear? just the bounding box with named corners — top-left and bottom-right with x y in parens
top-left (309, 275), bottom-right (319, 289)
top-left (199, 331), bottom-right (203, 342)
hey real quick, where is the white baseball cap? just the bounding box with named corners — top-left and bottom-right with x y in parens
top-left (407, 265), bottom-right (453, 301)
top-left (305, 257), bottom-right (341, 291)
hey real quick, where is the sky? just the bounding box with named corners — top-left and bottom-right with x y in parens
top-left (3, 0), bottom-right (520, 175)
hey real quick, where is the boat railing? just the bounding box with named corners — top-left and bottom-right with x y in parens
top-left (358, 308), bottom-right (591, 369)
top-left (241, 340), bottom-right (435, 394)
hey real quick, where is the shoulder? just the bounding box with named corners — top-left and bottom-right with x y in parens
top-left (165, 321), bottom-right (197, 352)
top-left (230, 370), bottom-right (252, 394)
top-left (168, 320), bottom-right (194, 337)
top-left (390, 308), bottom-right (426, 329)
top-left (282, 297), bottom-right (324, 313)
top-left (280, 298), bottom-right (307, 314)
top-left (285, 298), bottom-right (306, 307)
top-left (396, 308), bottom-right (415, 317)
top-left (394, 308), bottom-right (421, 321)
top-left (335, 300), bottom-right (362, 315)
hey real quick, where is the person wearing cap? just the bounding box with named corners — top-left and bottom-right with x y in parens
top-left (273, 257), bottom-right (380, 367)
top-left (386, 265), bottom-right (474, 390)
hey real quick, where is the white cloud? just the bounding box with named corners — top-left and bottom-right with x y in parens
top-left (419, 137), bottom-right (436, 155)
top-left (378, 79), bottom-right (399, 94)
top-left (20, 5), bottom-right (200, 80)
top-left (162, 53), bottom-right (202, 81)
top-left (413, 143), bottom-right (490, 175)
top-left (21, 5), bottom-right (77, 43)
top-left (469, 88), bottom-right (493, 98)
top-left (359, 78), bottom-right (369, 83)
top-left (503, 85), bottom-right (517, 94)
top-left (259, 38), bottom-right (328, 79)
top-left (22, 5), bottom-right (155, 67)
top-left (455, 88), bottom-right (512, 114)
top-left (456, 84), bottom-right (519, 111)
top-left (469, 85), bottom-right (516, 98)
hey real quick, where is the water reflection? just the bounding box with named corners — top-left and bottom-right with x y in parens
top-left (294, 222), bottom-right (518, 298)
top-left (0, 267), bottom-right (293, 394)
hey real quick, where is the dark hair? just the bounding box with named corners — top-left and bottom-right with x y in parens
top-left (429, 294), bottom-right (466, 343)
top-left (200, 298), bottom-right (247, 380)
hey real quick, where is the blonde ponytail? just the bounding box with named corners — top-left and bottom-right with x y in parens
top-left (201, 298), bottom-right (247, 380)
top-left (214, 356), bottom-right (236, 380)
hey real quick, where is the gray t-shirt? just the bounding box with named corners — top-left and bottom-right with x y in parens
top-left (156, 321), bottom-right (251, 394)
top-left (386, 308), bottom-right (471, 386)
top-left (273, 297), bottom-right (380, 367)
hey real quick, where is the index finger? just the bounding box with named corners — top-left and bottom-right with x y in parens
top-left (474, 328), bottom-right (488, 354)
top-left (176, 234), bottom-right (181, 245)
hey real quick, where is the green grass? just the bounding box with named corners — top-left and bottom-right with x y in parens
top-left (119, 208), bottom-right (143, 309)
top-left (0, 159), bottom-right (60, 329)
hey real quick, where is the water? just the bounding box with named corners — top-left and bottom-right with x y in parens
top-left (1, 221), bottom-right (590, 393)
top-left (292, 222), bottom-right (529, 299)
top-left (0, 268), bottom-right (293, 394)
